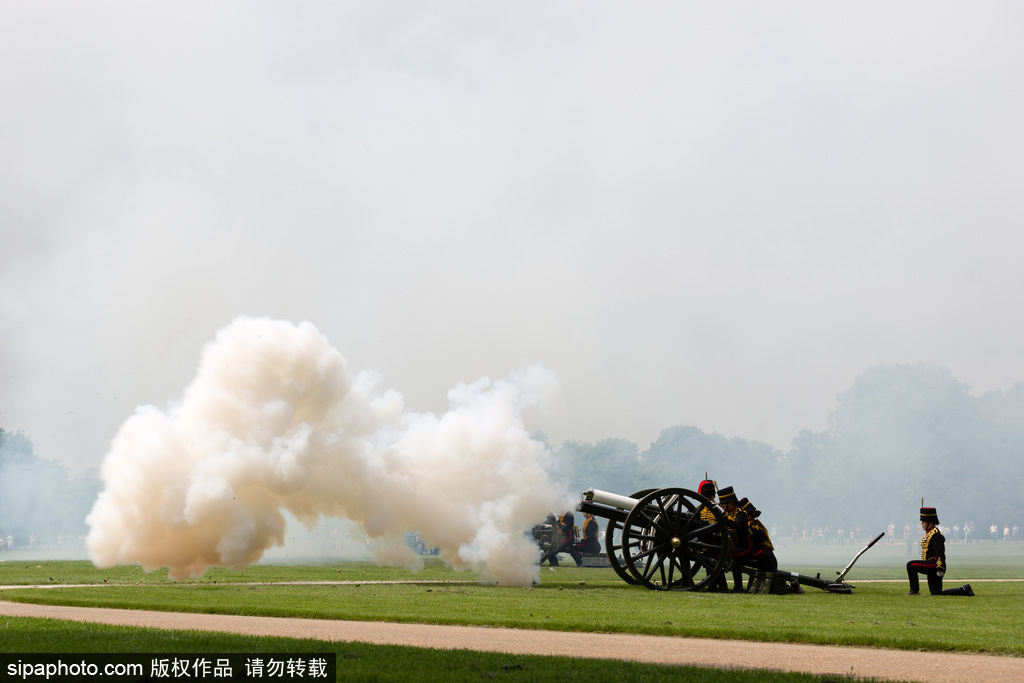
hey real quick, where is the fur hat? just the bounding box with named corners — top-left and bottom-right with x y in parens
top-left (697, 479), bottom-right (716, 498)
top-left (920, 507), bottom-right (939, 525)
top-left (739, 497), bottom-right (761, 519)
top-left (718, 486), bottom-right (737, 505)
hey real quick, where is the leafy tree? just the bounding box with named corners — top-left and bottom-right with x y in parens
top-left (823, 363), bottom-right (976, 530)
top-left (0, 427), bottom-right (98, 550)
top-left (780, 428), bottom-right (833, 526)
top-left (637, 426), bottom-right (781, 496)
top-left (553, 438), bottom-right (639, 498)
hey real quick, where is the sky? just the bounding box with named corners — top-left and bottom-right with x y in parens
top-left (2, 1), bottom-right (1023, 473)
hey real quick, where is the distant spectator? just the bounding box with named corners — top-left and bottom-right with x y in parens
top-left (991, 524), bottom-right (999, 542)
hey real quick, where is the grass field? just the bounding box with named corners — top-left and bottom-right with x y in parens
top-left (1, 541), bottom-right (1022, 681)
top-left (0, 615), bottom-right (870, 683)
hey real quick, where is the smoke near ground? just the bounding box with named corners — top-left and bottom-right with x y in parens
top-left (86, 316), bottom-right (560, 585)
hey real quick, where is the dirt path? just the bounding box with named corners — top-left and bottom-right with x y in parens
top-left (2, 600), bottom-right (1022, 683)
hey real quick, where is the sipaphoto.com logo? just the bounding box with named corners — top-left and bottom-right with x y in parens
top-left (5, 658), bottom-right (141, 680)
top-left (0, 653), bottom-right (336, 681)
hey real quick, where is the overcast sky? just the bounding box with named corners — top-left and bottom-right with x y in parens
top-left (2, 2), bottom-right (1023, 471)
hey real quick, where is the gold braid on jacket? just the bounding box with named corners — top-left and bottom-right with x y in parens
top-left (700, 506), bottom-right (717, 524)
top-left (749, 518), bottom-right (774, 551)
top-left (921, 527), bottom-right (942, 567)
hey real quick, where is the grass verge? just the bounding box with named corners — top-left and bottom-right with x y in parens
top-left (0, 615), bottom-right (902, 683)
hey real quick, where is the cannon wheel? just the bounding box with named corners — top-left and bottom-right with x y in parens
top-left (603, 489), bottom-right (656, 585)
top-left (620, 487), bottom-right (729, 591)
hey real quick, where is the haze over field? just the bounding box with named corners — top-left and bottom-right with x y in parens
top-left (1, 3), bottom-right (1023, 570)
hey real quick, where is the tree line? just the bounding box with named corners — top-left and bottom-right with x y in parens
top-left (0, 428), bottom-right (100, 550)
top-left (546, 363), bottom-right (1024, 538)
top-left (3, 362), bottom-right (1021, 552)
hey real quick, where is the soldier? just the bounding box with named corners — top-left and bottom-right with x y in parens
top-left (907, 505), bottom-right (974, 596)
top-left (541, 510), bottom-right (576, 567)
top-left (697, 478), bottom-right (715, 498)
top-left (718, 486), bottom-right (750, 592)
top-left (697, 478), bottom-right (719, 522)
top-left (698, 478), bottom-right (729, 592)
top-left (569, 512), bottom-right (600, 566)
top-left (739, 498), bottom-right (778, 575)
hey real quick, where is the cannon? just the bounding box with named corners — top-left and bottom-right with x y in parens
top-left (577, 487), bottom-right (882, 593)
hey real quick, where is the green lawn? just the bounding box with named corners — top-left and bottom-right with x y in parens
top-left (0, 615), bottom-right (883, 683)
top-left (1, 542), bottom-right (1021, 682)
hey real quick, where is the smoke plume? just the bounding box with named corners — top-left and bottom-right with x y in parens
top-left (86, 316), bottom-right (561, 585)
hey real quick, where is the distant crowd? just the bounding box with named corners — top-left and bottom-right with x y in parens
top-left (0, 532), bottom-right (84, 552)
top-left (936, 521), bottom-right (1021, 544)
top-left (775, 520), bottom-right (1022, 549)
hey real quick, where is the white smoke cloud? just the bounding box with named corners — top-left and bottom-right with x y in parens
top-left (85, 316), bottom-right (560, 585)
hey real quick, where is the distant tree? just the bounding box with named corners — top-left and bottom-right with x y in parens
top-left (781, 428), bottom-right (834, 527)
top-left (823, 363), bottom-right (976, 530)
top-left (972, 383), bottom-right (1024, 524)
top-left (0, 427), bottom-right (98, 550)
top-left (553, 438), bottom-right (639, 497)
top-left (637, 426), bottom-right (720, 488)
top-left (638, 426), bottom-right (782, 496)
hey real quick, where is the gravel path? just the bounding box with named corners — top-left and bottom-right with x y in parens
top-left (3, 599), bottom-right (1023, 683)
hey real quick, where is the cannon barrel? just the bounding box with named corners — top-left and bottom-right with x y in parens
top-left (576, 488), bottom-right (643, 525)
top-left (583, 488), bottom-right (641, 510)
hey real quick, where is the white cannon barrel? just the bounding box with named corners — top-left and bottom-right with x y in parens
top-left (582, 488), bottom-right (639, 511)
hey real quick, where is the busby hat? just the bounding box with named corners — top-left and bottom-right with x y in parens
top-left (739, 497), bottom-right (761, 519)
top-left (718, 486), bottom-right (737, 505)
top-left (920, 507), bottom-right (939, 524)
top-left (697, 479), bottom-right (716, 498)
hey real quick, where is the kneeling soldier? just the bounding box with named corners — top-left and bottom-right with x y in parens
top-left (907, 505), bottom-right (974, 596)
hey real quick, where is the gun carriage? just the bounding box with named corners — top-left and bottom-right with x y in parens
top-left (577, 487), bottom-right (881, 594)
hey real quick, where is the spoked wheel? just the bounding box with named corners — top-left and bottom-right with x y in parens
top-left (604, 489), bottom-right (656, 585)
top-left (620, 487), bottom-right (729, 591)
